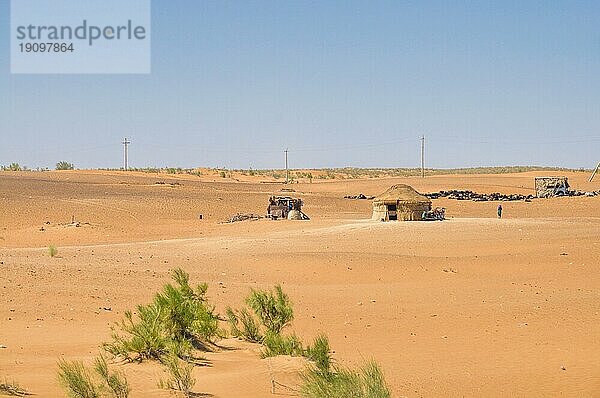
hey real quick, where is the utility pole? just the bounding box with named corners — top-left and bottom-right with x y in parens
top-left (122, 137), bottom-right (130, 171)
top-left (590, 162), bottom-right (600, 182)
top-left (285, 148), bottom-right (289, 184)
top-left (420, 135), bottom-right (425, 178)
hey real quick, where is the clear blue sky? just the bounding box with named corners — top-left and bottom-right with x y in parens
top-left (1, 1), bottom-right (599, 170)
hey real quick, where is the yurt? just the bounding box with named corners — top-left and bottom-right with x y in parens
top-left (372, 184), bottom-right (431, 221)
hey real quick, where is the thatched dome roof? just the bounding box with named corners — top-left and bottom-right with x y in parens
top-left (373, 184), bottom-right (431, 205)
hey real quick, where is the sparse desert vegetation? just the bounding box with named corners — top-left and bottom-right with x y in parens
top-left (298, 335), bottom-right (391, 398)
top-left (48, 245), bottom-right (58, 258)
top-left (57, 356), bottom-right (130, 398)
top-left (83, 165), bottom-right (591, 184)
top-left (41, 266), bottom-right (382, 398)
top-left (158, 354), bottom-right (196, 397)
top-left (103, 269), bottom-right (220, 362)
top-left (226, 284), bottom-right (391, 395)
top-left (300, 360), bottom-right (391, 398)
top-left (227, 285), bottom-right (307, 358)
top-left (79, 269), bottom-right (391, 397)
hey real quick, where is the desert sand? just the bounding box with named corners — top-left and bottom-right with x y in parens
top-left (1, 170), bottom-right (599, 397)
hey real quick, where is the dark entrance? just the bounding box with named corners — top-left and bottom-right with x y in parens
top-left (387, 204), bottom-right (397, 221)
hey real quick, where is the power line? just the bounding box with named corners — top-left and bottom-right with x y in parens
top-left (434, 136), bottom-right (600, 145)
top-left (140, 137), bottom-right (418, 154)
top-left (291, 137), bottom-right (417, 152)
top-left (0, 143), bottom-right (115, 157)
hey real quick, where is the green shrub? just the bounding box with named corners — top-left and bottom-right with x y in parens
top-left (48, 245), bottom-right (58, 258)
top-left (103, 305), bottom-right (170, 362)
top-left (261, 331), bottom-right (304, 358)
top-left (228, 285), bottom-right (298, 355)
top-left (57, 359), bottom-right (101, 398)
top-left (154, 269), bottom-right (220, 346)
top-left (165, 338), bottom-right (194, 362)
top-left (103, 269), bottom-right (220, 362)
top-left (300, 360), bottom-right (390, 398)
top-left (246, 285), bottom-right (293, 335)
top-left (58, 357), bottom-right (130, 398)
top-left (305, 334), bottom-right (332, 373)
top-left (94, 356), bottom-right (130, 398)
top-left (158, 355), bottom-right (196, 397)
top-left (225, 307), bottom-right (241, 337)
top-left (226, 307), bottom-right (262, 343)
top-left (56, 161), bottom-right (74, 170)
top-left (359, 362), bottom-right (390, 398)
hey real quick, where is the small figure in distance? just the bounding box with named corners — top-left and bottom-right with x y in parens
top-left (497, 204), bottom-right (503, 219)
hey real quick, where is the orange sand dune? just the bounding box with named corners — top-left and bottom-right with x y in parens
top-left (0, 170), bottom-right (599, 397)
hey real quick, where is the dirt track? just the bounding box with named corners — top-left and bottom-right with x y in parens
top-left (1, 170), bottom-right (599, 397)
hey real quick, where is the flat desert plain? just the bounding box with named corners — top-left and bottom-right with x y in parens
top-left (1, 170), bottom-right (599, 397)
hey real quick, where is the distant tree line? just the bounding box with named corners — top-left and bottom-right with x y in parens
top-left (0, 161), bottom-right (75, 171)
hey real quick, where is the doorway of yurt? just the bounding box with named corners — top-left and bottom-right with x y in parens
top-left (387, 204), bottom-right (397, 220)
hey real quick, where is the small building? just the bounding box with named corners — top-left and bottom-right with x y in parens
top-left (372, 184), bottom-right (432, 221)
top-left (535, 177), bottom-right (569, 198)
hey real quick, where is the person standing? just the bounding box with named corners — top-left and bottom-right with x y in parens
top-left (497, 204), bottom-right (503, 219)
